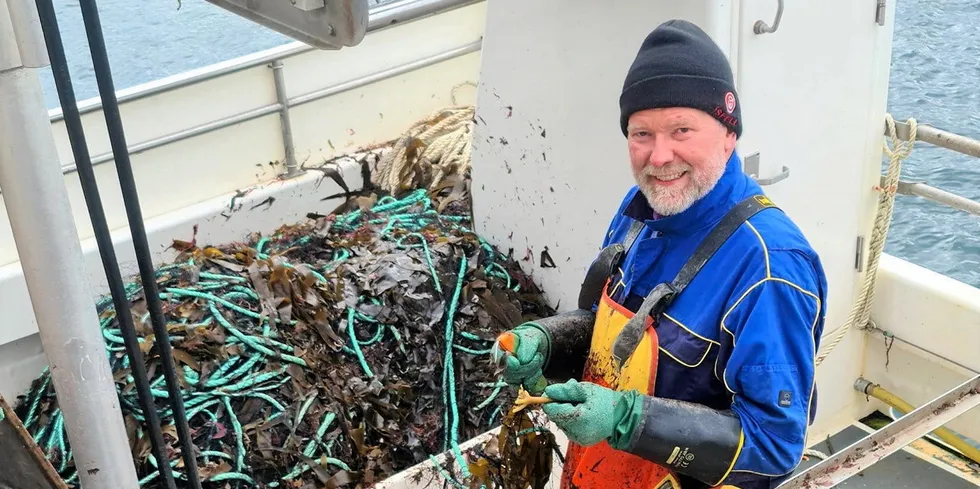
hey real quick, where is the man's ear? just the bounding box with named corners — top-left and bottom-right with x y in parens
top-left (724, 129), bottom-right (737, 153)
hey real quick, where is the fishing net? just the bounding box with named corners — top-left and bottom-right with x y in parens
top-left (13, 170), bottom-right (561, 488)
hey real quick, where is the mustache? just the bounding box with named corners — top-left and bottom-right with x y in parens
top-left (641, 162), bottom-right (691, 177)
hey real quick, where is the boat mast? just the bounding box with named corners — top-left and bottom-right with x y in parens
top-left (0, 0), bottom-right (141, 488)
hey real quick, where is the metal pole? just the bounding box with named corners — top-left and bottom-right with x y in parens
top-left (75, 1), bottom-right (202, 487)
top-left (57, 39), bottom-right (481, 174)
top-left (270, 59), bottom-right (302, 178)
top-left (896, 179), bottom-right (980, 217)
top-left (32, 1), bottom-right (177, 488)
top-left (0, 1), bottom-right (139, 488)
top-left (777, 373), bottom-right (980, 488)
top-left (887, 119), bottom-right (980, 159)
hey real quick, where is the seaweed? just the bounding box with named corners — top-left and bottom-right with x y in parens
top-left (15, 184), bottom-right (559, 488)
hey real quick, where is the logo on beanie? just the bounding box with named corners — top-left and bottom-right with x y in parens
top-left (725, 92), bottom-right (736, 114)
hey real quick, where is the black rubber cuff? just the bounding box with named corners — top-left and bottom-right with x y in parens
top-left (524, 309), bottom-right (595, 382)
top-left (623, 396), bottom-right (743, 486)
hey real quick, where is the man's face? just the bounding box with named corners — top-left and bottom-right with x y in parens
top-left (626, 107), bottom-right (736, 216)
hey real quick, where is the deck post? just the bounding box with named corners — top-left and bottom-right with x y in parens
top-left (270, 58), bottom-right (303, 178)
top-left (0, 1), bottom-right (139, 488)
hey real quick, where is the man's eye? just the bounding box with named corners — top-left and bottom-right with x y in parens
top-left (675, 127), bottom-right (691, 134)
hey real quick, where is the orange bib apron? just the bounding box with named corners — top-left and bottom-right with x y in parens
top-left (560, 280), bottom-right (681, 489)
top-left (558, 282), bottom-right (743, 489)
top-left (558, 196), bottom-right (778, 489)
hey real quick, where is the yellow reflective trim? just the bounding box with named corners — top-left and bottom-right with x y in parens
top-left (797, 280), bottom-right (822, 469)
top-left (713, 221), bottom-right (769, 385)
top-left (712, 429), bottom-right (746, 486)
top-left (608, 267), bottom-right (627, 298)
top-left (744, 221), bottom-right (770, 278)
top-left (716, 276), bottom-right (822, 476)
top-left (730, 468), bottom-right (794, 477)
top-left (662, 313), bottom-right (721, 346)
top-left (718, 277), bottom-right (821, 394)
top-left (709, 219), bottom-right (823, 477)
top-left (714, 342), bottom-right (725, 386)
top-left (716, 278), bottom-right (766, 394)
top-left (719, 278), bottom-right (821, 340)
top-left (663, 473), bottom-right (682, 489)
top-left (658, 342), bottom-right (714, 368)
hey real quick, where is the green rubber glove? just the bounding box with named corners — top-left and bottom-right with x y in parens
top-left (492, 323), bottom-right (551, 395)
top-left (540, 379), bottom-right (645, 449)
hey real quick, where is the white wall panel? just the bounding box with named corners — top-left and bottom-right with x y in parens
top-left (468, 0), bottom-right (898, 441)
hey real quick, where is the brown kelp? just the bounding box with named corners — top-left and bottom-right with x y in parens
top-left (16, 185), bottom-right (560, 488)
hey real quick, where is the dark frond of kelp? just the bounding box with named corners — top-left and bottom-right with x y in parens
top-left (15, 187), bottom-right (560, 488)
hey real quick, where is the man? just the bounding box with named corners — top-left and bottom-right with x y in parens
top-left (494, 19), bottom-right (828, 489)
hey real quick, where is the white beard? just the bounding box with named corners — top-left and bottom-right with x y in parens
top-left (636, 159), bottom-right (726, 216)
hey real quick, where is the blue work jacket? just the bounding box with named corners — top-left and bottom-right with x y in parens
top-left (599, 151), bottom-right (828, 486)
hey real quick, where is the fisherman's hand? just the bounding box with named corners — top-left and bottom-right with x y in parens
top-left (492, 323), bottom-right (551, 395)
top-left (541, 379), bottom-right (644, 449)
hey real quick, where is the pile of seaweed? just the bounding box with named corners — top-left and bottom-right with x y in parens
top-left (15, 184), bottom-right (560, 488)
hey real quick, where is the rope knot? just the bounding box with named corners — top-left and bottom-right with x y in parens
top-left (883, 113), bottom-right (917, 160)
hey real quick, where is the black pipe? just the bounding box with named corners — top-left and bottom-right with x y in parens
top-left (75, 1), bottom-right (202, 487)
top-left (32, 2), bottom-right (177, 488)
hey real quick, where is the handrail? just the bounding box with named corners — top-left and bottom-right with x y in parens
top-left (886, 119), bottom-right (980, 159)
top-left (884, 119), bottom-right (980, 216)
top-left (59, 40), bottom-right (482, 175)
top-left (48, 0), bottom-right (482, 122)
top-left (893, 179), bottom-right (980, 217)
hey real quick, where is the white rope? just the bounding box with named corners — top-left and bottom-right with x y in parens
top-left (801, 115), bottom-right (916, 458)
top-left (814, 114), bottom-right (917, 367)
top-left (803, 448), bottom-right (829, 460)
top-left (373, 83), bottom-right (476, 195)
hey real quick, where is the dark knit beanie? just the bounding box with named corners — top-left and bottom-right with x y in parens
top-left (619, 19), bottom-right (742, 138)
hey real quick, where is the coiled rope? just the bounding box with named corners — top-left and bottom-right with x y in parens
top-left (814, 114), bottom-right (916, 367)
top-left (373, 84), bottom-right (476, 195)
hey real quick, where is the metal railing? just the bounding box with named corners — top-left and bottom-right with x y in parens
top-left (884, 119), bottom-right (980, 217)
top-left (781, 119), bottom-right (980, 488)
top-left (894, 179), bottom-right (980, 217)
top-left (779, 372), bottom-right (980, 488)
top-left (59, 40), bottom-right (481, 175)
top-left (52, 0), bottom-right (482, 177)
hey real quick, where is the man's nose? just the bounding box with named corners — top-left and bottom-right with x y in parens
top-left (647, 140), bottom-right (674, 167)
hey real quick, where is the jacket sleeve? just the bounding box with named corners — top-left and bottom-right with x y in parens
top-left (715, 249), bottom-right (825, 479)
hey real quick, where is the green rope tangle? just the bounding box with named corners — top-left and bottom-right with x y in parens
top-left (14, 188), bottom-right (559, 488)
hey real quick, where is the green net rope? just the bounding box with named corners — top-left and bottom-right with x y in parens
top-left (15, 188), bottom-right (538, 488)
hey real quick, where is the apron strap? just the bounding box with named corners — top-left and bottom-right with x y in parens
top-left (611, 195), bottom-right (779, 367)
top-left (672, 195), bottom-right (778, 291)
top-left (577, 219), bottom-right (646, 310)
top-left (623, 219), bottom-right (645, 253)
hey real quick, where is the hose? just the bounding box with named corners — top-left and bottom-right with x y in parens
top-left (855, 377), bottom-right (980, 466)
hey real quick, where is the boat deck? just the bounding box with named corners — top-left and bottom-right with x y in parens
top-left (792, 424), bottom-right (980, 488)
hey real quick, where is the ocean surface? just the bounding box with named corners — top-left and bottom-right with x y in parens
top-left (34, 0), bottom-right (980, 289)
